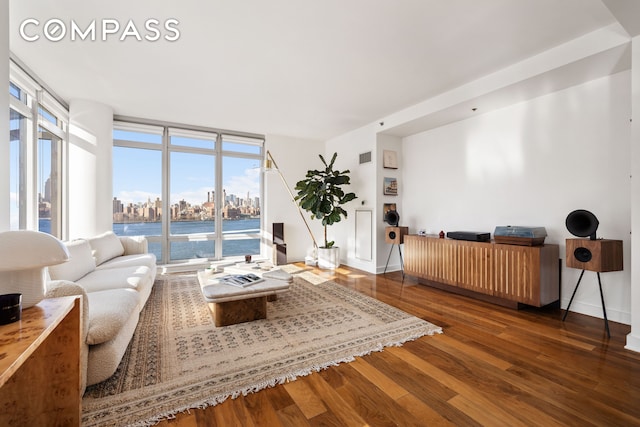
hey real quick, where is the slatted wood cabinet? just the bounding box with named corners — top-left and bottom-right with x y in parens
top-left (404, 235), bottom-right (559, 307)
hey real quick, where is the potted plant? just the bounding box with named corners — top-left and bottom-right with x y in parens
top-left (295, 152), bottom-right (357, 269)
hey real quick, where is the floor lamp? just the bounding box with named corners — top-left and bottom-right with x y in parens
top-left (264, 150), bottom-right (318, 264)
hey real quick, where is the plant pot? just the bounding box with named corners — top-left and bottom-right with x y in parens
top-left (318, 247), bottom-right (340, 269)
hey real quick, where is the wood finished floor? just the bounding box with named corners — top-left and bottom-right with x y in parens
top-left (157, 264), bottom-right (640, 427)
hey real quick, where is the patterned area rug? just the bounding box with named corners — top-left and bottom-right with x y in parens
top-left (82, 271), bottom-right (442, 426)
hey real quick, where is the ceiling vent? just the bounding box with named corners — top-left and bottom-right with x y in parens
top-left (359, 151), bottom-right (372, 164)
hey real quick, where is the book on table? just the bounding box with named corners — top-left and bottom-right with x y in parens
top-left (214, 273), bottom-right (264, 288)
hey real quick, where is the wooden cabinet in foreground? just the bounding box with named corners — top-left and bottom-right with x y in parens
top-left (404, 235), bottom-right (559, 308)
top-left (0, 296), bottom-right (82, 426)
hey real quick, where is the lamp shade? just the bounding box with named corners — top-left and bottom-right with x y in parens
top-left (0, 231), bottom-right (70, 308)
top-left (0, 230), bottom-right (69, 271)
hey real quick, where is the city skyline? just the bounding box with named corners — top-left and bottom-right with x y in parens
top-left (113, 189), bottom-right (260, 223)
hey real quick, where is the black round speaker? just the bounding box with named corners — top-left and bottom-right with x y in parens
top-left (385, 210), bottom-right (400, 226)
top-left (574, 247), bottom-right (593, 263)
top-left (388, 231), bottom-right (397, 240)
top-left (566, 209), bottom-right (599, 240)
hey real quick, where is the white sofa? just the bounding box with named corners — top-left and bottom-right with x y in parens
top-left (45, 231), bottom-right (157, 394)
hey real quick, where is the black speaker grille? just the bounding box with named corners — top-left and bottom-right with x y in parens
top-left (574, 247), bottom-right (593, 263)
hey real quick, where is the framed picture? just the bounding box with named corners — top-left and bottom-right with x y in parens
top-left (383, 177), bottom-right (398, 196)
top-left (383, 150), bottom-right (398, 169)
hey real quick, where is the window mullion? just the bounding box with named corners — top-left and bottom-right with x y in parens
top-left (162, 127), bottom-right (170, 265)
top-left (215, 133), bottom-right (223, 260)
top-left (24, 91), bottom-right (40, 230)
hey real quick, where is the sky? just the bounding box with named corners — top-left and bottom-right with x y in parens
top-left (112, 143), bottom-right (262, 206)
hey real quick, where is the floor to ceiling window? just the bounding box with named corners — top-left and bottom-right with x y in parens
top-left (168, 129), bottom-right (217, 261)
top-left (113, 120), bottom-right (263, 264)
top-left (220, 136), bottom-right (262, 258)
top-left (9, 63), bottom-right (67, 238)
top-left (112, 123), bottom-right (163, 259)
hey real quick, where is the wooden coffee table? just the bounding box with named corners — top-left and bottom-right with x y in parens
top-left (197, 269), bottom-right (291, 327)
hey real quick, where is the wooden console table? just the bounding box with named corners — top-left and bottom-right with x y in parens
top-left (0, 296), bottom-right (81, 426)
top-left (404, 235), bottom-right (559, 308)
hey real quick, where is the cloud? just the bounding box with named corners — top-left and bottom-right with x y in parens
top-left (117, 190), bottom-right (161, 205)
top-left (223, 167), bottom-right (260, 199)
top-left (170, 187), bottom-right (213, 206)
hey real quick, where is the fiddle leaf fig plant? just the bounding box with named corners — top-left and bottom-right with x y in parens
top-left (295, 152), bottom-right (357, 248)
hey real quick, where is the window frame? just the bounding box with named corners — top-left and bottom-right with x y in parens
top-left (113, 119), bottom-right (265, 264)
top-left (9, 60), bottom-right (68, 238)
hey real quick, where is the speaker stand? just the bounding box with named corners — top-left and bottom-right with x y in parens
top-left (383, 243), bottom-right (404, 278)
top-left (562, 270), bottom-right (610, 338)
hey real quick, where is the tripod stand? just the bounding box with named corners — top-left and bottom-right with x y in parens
top-left (562, 270), bottom-right (610, 338)
top-left (383, 243), bottom-right (404, 278)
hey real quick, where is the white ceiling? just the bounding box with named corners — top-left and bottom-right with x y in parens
top-left (9, 0), bottom-right (619, 141)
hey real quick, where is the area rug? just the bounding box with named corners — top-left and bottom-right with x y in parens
top-left (82, 272), bottom-right (442, 426)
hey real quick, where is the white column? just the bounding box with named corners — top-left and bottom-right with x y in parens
top-left (67, 99), bottom-right (113, 239)
top-left (627, 36), bottom-right (640, 352)
top-left (0, 0), bottom-right (10, 231)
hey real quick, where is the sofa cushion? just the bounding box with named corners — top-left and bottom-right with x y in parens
top-left (77, 265), bottom-right (152, 294)
top-left (89, 231), bottom-right (125, 265)
top-left (118, 235), bottom-right (148, 255)
top-left (86, 288), bottom-right (139, 345)
top-left (48, 239), bottom-right (96, 282)
top-left (95, 253), bottom-right (156, 271)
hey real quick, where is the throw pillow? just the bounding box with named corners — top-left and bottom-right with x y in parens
top-left (47, 239), bottom-right (96, 282)
top-left (88, 231), bottom-right (125, 265)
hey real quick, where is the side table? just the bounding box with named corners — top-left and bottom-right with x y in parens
top-left (0, 296), bottom-right (82, 426)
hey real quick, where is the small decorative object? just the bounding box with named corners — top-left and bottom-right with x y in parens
top-left (439, 230), bottom-right (445, 239)
top-left (383, 177), bottom-right (398, 196)
top-left (383, 150), bottom-right (398, 169)
top-left (418, 229), bottom-right (427, 236)
top-left (245, 254), bottom-right (252, 263)
top-left (0, 293), bottom-right (22, 325)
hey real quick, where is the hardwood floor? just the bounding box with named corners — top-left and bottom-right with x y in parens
top-left (157, 264), bottom-right (640, 427)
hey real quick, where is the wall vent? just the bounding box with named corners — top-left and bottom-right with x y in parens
top-left (359, 151), bottom-right (372, 164)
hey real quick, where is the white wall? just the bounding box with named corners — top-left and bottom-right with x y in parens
top-left (402, 71), bottom-right (632, 324)
top-left (0, 0), bottom-right (9, 231)
top-left (67, 99), bottom-right (113, 239)
top-left (263, 134), bottom-right (324, 262)
top-left (326, 123), bottom-right (378, 273)
top-left (627, 36), bottom-right (640, 350)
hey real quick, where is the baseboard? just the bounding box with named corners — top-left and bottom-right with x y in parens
top-left (561, 298), bottom-right (630, 325)
top-left (625, 332), bottom-right (640, 353)
top-left (376, 263), bottom-right (402, 275)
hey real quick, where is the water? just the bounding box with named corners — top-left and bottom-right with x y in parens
top-left (39, 218), bottom-right (261, 261)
